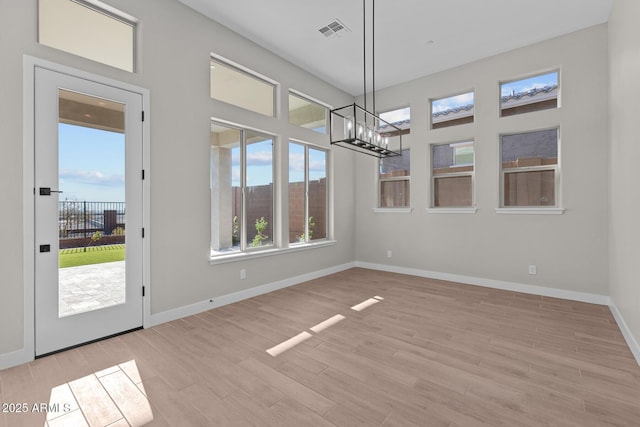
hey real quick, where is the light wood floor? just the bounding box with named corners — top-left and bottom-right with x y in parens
top-left (2, 268), bottom-right (640, 426)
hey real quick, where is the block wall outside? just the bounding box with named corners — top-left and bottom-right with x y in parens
top-left (231, 179), bottom-right (327, 245)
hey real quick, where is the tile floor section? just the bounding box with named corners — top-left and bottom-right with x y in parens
top-left (58, 261), bottom-right (125, 317)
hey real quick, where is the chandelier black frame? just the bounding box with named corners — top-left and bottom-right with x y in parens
top-left (329, 103), bottom-right (402, 157)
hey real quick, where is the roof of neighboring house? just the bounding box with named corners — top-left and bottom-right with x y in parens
top-left (501, 85), bottom-right (558, 109)
top-left (432, 104), bottom-right (474, 123)
top-left (379, 119), bottom-right (411, 131)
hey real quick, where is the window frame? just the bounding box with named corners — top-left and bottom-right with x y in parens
top-left (429, 140), bottom-right (476, 212)
top-left (288, 140), bottom-right (329, 245)
top-left (498, 127), bottom-right (562, 212)
top-left (430, 91), bottom-right (475, 130)
top-left (377, 148), bottom-right (411, 211)
top-left (210, 54), bottom-right (278, 117)
top-left (210, 121), bottom-right (277, 256)
top-left (288, 90), bottom-right (330, 134)
top-left (499, 70), bottom-right (560, 117)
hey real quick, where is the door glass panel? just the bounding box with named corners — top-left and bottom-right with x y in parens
top-left (58, 89), bottom-right (126, 317)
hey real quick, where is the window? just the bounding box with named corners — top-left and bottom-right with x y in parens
top-left (289, 92), bottom-right (328, 134)
top-left (38, 0), bottom-right (136, 72)
top-left (500, 71), bottom-right (559, 117)
top-left (500, 129), bottom-right (559, 207)
top-left (289, 142), bottom-right (328, 244)
top-left (379, 106), bottom-right (410, 136)
top-left (210, 57), bottom-right (276, 117)
top-left (379, 149), bottom-right (410, 208)
top-left (431, 141), bottom-right (474, 208)
top-left (431, 92), bottom-right (474, 129)
top-left (211, 122), bottom-right (275, 255)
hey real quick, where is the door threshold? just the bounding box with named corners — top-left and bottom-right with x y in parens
top-left (36, 326), bottom-right (143, 359)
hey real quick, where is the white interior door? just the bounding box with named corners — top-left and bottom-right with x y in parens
top-left (35, 67), bottom-right (144, 356)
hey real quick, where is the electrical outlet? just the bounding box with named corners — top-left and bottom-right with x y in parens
top-left (240, 269), bottom-right (246, 279)
top-left (387, 250), bottom-right (392, 258)
top-left (528, 265), bottom-right (537, 275)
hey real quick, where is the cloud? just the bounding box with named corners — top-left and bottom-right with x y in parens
top-left (432, 93), bottom-right (474, 113)
top-left (246, 151), bottom-right (272, 166)
top-left (309, 159), bottom-right (326, 172)
top-left (59, 170), bottom-right (124, 187)
top-left (289, 152), bottom-right (305, 172)
top-left (231, 150), bottom-right (273, 167)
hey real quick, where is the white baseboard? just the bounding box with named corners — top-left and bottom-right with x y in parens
top-left (0, 348), bottom-right (32, 371)
top-left (149, 262), bottom-right (356, 327)
top-left (354, 262), bottom-right (610, 305)
top-left (609, 302), bottom-right (640, 366)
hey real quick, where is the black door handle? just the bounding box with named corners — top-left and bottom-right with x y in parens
top-left (39, 187), bottom-right (63, 196)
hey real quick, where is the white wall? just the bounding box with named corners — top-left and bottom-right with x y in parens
top-left (0, 0), bottom-right (354, 361)
top-left (609, 0), bottom-right (640, 355)
top-left (354, 25), bottom-right (610, 297)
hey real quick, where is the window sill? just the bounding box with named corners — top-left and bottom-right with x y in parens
top-left (495, 207), bottom-right (565, 215)
top-left (373, 207), bottom-right (413, 214)
top-left (426, 207), bottom-right (477, 214)
top-left (209, 240), bottom-right (336, 265)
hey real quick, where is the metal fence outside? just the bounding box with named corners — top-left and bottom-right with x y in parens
top-left (59, 201), bottom-right (126, 239)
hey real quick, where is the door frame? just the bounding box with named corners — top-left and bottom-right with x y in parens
top-left (22, 55), bottom-right (151, 362)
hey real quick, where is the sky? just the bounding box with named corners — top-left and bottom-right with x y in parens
top-left (289, 143), bottom-right (327, 183)
top-left (230, 140), bottom-right (326, 187)
top-left (380, 107), bottom-right (410, 125)
top-left (58, 123), bottom-right (125, 203)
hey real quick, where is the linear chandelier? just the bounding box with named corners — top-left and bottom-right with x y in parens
top-left (329, 0), bottom-right (402, 158)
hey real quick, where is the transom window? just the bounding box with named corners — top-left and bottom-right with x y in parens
top-left (431, 92), bottom-right (474, 129)
top-left (500, 128), bottom-right (559, 207)
top-left (211, 122), bottom-right (275, 255)
top-left (431, 141), bottom-right (475, 208)
top-left (288, 92), bottom-right (328, 134)
top-left (500, 71), bottom-right (559, 117)
top-left (210, 57), bottom-right (276, 117)
top-left (39, 0), bottom-right (136, 72)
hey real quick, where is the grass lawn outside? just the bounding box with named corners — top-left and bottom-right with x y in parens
top-left (59, 244), bottom-right (126, 268)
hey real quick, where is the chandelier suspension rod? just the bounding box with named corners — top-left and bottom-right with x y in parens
top-left (362, 0), bottom-right (377, 117)
top-left (363, 0), bottom-right (367, 114)
top-left (372, 0), bottom-right (376, 116)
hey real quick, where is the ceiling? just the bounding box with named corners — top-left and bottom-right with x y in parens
top-left (177, 0), bottom-right (613, 96)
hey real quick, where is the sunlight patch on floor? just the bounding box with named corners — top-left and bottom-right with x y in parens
top-left (44, 360), bottom-right (153, 427)
top-left (267, 296), bottom-right (383, 357)
top-left (351, 298), bottom-right (380, 311)
top-left (266, 332), bottom-right (313, 357)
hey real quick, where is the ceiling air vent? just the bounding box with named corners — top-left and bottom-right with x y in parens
top-left (318, 19), bottom-right (350, 38)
